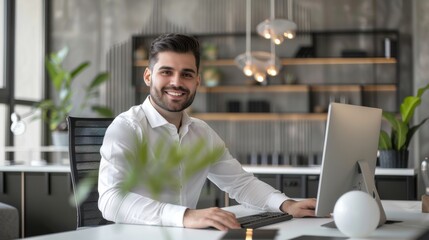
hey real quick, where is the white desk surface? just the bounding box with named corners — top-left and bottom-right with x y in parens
top-left (242, 165), bottom-right (417, 176)
top-left (23, 200), bottom-right (429, 240)
top-left (0, 164), bottom-right (416, 176)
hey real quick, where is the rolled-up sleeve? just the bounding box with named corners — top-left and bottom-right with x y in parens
top-left (207, 130), bottom-right (289, 212)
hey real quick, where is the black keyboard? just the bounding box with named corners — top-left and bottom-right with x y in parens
top-left (237, 212), bottom-right (293, 229)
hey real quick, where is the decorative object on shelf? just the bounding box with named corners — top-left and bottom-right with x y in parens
top-left (202, 42), bottom-right (218, 60)
top-left (134, 45), bottom-right (147, 60)
top-left (247, 100), bottom-right (270, 113)
top-left (294, 46), bottom-right (315, 58)
top-left (256, 0), bottom-right (296, 45)
top-left (202, 67), bottom-right (221, 87)
top-left (227, 100), bottom-right (241, 113)
top-left (383, 37), bottom-right (397, 58)
top-left (378, 83), bottom-right (429, 168)
top-left (283, 72), bottom-right (297, 85)
top-left (10, 47), bottom-right (114, 146)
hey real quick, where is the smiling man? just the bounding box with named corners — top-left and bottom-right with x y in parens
top-left (98, 33), bottom-right (316, 231)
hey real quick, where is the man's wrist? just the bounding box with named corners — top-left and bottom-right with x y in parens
top-left (281, 199), bottom-right (296, 213)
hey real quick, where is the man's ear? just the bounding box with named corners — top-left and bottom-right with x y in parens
top-left (196, 73), bottom-right (201, 87)
top-left (143, 68), bottom-right (151, 86)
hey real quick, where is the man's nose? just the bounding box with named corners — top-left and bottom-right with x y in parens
top-left (170, 73), bottom-right (182, 85)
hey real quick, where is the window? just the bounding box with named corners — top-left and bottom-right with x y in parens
top-left (0, 0), bottom-right (46, 164)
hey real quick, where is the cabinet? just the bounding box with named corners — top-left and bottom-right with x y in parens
top-left (0, 166), bottom-right (76, 238)
top-left (219, 167), bottom-right (416, 207)
top-left (132, 30), bottom-right (399, 166)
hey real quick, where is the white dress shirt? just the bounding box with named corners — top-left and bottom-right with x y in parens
top-left (98, 97), bottom-right (289, 227)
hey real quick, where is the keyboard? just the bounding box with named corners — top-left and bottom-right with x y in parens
top-left (237, 212), bottom-right (293, 229)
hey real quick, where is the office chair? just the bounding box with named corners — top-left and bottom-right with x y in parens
top-left (67, 116), bottom-right (114, 228)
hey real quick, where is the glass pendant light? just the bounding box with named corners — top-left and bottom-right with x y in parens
top-left (235, 0), bottom-right (254, 77)
top-left (256, 0), bottom-right (297, 45)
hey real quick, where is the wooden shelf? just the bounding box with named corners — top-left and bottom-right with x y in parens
top-left (198, 85), bottom-right (309, 93)
top-left (134, 57), bottom-right (397, 68)
top-left (134, 60), bottom-right (148, 67)
top-left (138, 84), bottom-right (397, 93)
top-left (311, 85), bottom-right (361, 92)
top-left (280, 57), bottom-right (396, 65)
top-left (311, 84), bottom-right (396, 92)
top-left (362, 85), bottom-right (397, 92)
top-left (190, 113), bottom-right (327, 121)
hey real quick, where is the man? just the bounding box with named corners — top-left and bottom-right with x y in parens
top-left (98, 33), bottom-right (316, 231)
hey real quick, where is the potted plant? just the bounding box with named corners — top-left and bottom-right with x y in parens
top-left (37, 47), bottom-right (114, 146)
top-left (378, 83), bottom-right (429, 168)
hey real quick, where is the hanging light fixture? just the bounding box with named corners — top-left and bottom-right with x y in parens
top-left (235, 0), bottom-right (283, 83)
top-left (235, 0), bottom-right (258, 79)
top-left (266, 41), bottom-right (281, 76)
top-left (256, 0), bottom-right (297, 45)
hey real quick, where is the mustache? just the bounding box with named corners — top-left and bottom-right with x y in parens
top-left (162, 86), bottom-right (190, 93)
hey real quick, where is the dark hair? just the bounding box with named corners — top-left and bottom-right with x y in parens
top-left (148, 33), bottom-right (200, 72)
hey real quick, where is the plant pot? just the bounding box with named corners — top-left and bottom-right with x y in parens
top-left (52, 131), bottom-right (69, 147)
top-left (379, 150), bottom-right (409, 168)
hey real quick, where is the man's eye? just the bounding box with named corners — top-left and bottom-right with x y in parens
top-left (182, 73), bottom-right (194, 78)
top-left (160, 71), bottom-right (171, 75)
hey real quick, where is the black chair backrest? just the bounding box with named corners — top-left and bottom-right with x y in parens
top-left (67, 116), bottom-right (114, 228)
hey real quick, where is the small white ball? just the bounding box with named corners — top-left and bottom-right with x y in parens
top-left (333, 191), bottom-right (380, 238)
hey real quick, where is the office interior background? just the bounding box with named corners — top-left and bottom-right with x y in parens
top-left (0, 0), bottom-right (428, 231)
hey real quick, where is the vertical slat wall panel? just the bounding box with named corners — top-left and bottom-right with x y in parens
top-left (105, 0), bottom-right (309, 114)
top-left (205, 119), bottom-right (325, 166)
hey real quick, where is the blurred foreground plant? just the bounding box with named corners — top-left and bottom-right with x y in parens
top-left (71, 136), bottom-right (223, 206)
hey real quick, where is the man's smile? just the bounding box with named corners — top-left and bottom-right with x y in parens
top-left (165, 90), bottom-right (186, 97)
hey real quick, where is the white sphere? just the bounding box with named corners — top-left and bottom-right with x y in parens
top-left (333, 191), bottom-right (380, 238)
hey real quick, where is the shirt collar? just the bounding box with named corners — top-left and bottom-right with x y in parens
top-left (142, 96), bottom-right (193, 130)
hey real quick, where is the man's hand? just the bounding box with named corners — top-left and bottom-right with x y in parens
top-left (183, 207), bottom-right (241, 231)
top-left (280, 198), bottom-right (317, 218)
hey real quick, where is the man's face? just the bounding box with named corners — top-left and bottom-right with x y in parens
top-left (144, 51), bottom-right (200, 113)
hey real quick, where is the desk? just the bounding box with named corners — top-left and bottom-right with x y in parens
top-left (23, 200), bottom-right (429, 240)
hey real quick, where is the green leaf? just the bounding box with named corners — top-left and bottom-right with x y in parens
top-left (394, 120), bottom-right (408, 151)
top-left (405, 117), bottom-right (429, 147)
top-left (382, 112), bottom-right (399, 131)
top-left (70, 62), bottom-right (90, 80)
top-left (91, 106), bottom-right (114, 117)
top-left (383, 112), bottom-right (408, 151)
top-left (378, 131), bottom-right (392, 150)
top-left (417, 83), bottom-right (429, 98)
top-left (184, 146), bottom-right (223, 181)
top-left (55, 47), bottom-right (69, 62)
top-left (87, 73), bottom-right (109, 91)
top-left (69, 171), bottom-right (97, 207)
top-left (400, 96), bottom-right (421, 124)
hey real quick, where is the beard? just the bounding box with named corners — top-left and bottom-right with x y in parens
top-left (150, 84), bottom-right (196, 112)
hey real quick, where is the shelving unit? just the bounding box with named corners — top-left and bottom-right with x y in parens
top-left (131, 30), bottom-right (400, 167)
top-left (134, 57), bottom-right (397, 67)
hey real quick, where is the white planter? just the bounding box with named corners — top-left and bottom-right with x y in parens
top-left (52, 131), bottom-right (69, 147)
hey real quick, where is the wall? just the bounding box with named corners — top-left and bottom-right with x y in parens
top-left (50, 0), bottom-right (411, 112)
top-left (413, 1), bottom-right (429, 197)
top-left (50, 0), bottom-right (426, 195)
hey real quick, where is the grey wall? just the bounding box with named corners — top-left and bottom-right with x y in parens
top-left (413, 1), bottom-right (429, 197)
top-left (50, 0), bottom-right (411, 112)
top-left (50, 0), bottom-right (427, 195)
